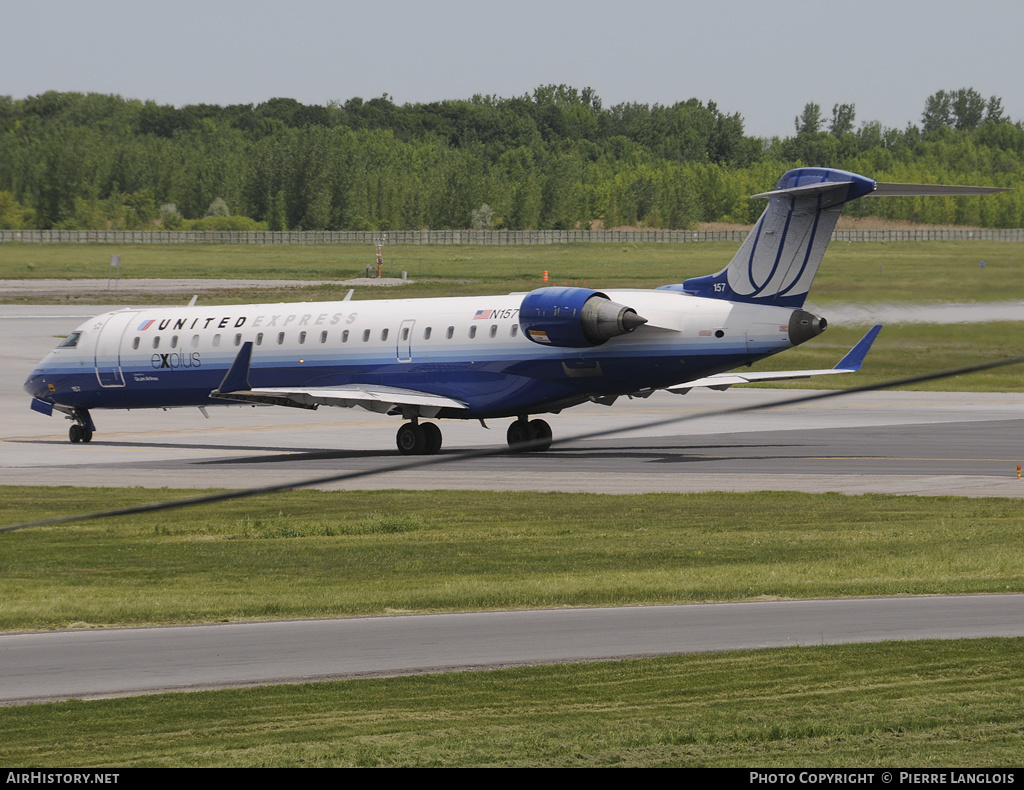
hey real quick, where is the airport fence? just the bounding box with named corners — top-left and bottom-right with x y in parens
top-left (2, 228), bottom-right (1023, 245)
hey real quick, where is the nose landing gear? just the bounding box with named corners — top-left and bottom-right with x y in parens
top-left (66, 408), bottom-right (94, 443)
top-left (69, 423), bottom-right (93, 443)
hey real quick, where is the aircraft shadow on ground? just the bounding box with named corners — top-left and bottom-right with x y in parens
top-left (10, 437), bottom-right (823, 466)
top-left (198, 448), bottom-right (394, 464)
top-left (11, 438), bottom-right (350, 455)
top-left (191, 442), bottom-right (821, 467)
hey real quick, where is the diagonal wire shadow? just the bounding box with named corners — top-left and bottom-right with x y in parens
top-left (3, 354), bottom-right (1023, 534)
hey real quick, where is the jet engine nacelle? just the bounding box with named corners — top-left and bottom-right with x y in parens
top-left (519, 287), bottom-right (647, 348)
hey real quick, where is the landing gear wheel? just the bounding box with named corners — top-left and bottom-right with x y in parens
top-left (506, 419), bottom-right (531, 451)
top-left (69, 424), bottom-right (93, 443)
top-left (528, 419), bottom-right (552, 452)
top-left (421, 422), bottom-right (443, 455)
top-left (396, 423), bottom-right (427, 455)
top-left (67, 408), bottom-right (94, 444)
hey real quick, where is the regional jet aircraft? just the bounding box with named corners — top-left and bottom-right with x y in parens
top-left (24, 168), bottom-right (1003, 454)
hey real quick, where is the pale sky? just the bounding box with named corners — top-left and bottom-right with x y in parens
top-left (3, 0), bottom-right (1021, 139)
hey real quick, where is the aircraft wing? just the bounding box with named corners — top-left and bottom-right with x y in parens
top-left (212, 384), bottom-right (469, 417)
top-left (210, 342), bottom-right (468, 417)
top-left (667, 325), bottom-right (882, 394)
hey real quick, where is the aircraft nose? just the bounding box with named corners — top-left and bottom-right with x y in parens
top-left (24, 369), bottom-right (51, 401)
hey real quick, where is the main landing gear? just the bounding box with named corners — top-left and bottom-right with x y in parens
top-left (506, 417), bottom-right (552, 452)
top-left (395, 417), bottom-right (554, 455)
top-left (396, 421), bottom-right (443, 456)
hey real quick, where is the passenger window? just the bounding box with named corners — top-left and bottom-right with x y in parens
top-left (320, 331), bottom-right (327, 343)
top-left (446, 326), bottom-right (454, 339)
top-left (132, 337), bottom-right (140, 350)
top-left (191, 335), bottom-right (199, 348)
top-left (171, 335), bottom-right (179, 348)
top-left (424, 327), bottom-right (432, 340)
top-left (342, 330), bottom-right (349, 343)
top-left (402, 327), bottom-right (410, 341)
top-left (256, 333), bottom-right (263, 346)
top-left (489, 325), bottom-right (498, 338)
top-left (277, 332), bottom-right (285, 345)
top-left (381, 328), bottom-right (389, 341)
top-left (511, 325), bottom-right (519, 337)
top-left (299, 331), bottom-right (307, 344)
top-left (469, 326), bottom-right (477, 339)
top-left (152, 336), bottom-right (160, 349)
top-left (362, 329), bottom-right (370, 342)
top-left (234, 334), bottom-right (241, 346)
top-left (213, 334), bottom-right (221, 347)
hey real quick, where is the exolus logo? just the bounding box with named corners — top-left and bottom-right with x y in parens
top-left (151, 352), bottom-right (201, 370)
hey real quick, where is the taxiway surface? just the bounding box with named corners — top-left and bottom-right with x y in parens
top-left (4, 596), bottom-right (1024, 704)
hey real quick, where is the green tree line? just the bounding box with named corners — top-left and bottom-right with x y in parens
top-left (1, 86), bottom-right (1021, 231)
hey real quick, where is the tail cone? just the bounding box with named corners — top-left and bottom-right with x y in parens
top-left (788, 309), bottom-right (827, 346)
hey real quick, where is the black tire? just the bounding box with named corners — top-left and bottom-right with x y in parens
top-left (421, 422), bottom-right (442, 455)
top-left (81, 428), bottom-right (93, 443)
top-left (396, 423), bottom-right (426, 455)
top-left (506, 420), bottom-right (530, 449)
top-left (69, 424), bottom-right (83, 443)
top-left (528, 419), bottom-right (552, 452)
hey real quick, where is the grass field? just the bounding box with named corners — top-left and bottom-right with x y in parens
top-left (1, 240), bottom-right (1022, 304)
top-left (742, 322), bottom-right (1024, 391)
top-left (2, 639), bottom-right (1022, 767)
top-left (2, 487), bottom-right (1023, 766)
top-left (2, 488), bottom-right (1022, 632)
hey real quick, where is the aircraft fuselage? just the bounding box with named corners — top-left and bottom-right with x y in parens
top-left (25, 289), bottom-right (802, 421)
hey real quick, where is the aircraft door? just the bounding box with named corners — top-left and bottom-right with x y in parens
top-left (94, 311), bottom-right (140, 387)
top-left (397, 319), bottom-right (415, 362)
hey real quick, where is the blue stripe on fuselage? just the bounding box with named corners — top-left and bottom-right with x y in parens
top-left (32, 344), bottom-right (762, 419)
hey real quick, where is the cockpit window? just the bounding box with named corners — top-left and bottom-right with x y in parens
top-left (57, 332), bottom-right (82, 348)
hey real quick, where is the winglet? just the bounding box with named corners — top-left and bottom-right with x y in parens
top-left (834, 325), bottom-right (882, 372)
top-left (213, 342), bottom-right (253, 395)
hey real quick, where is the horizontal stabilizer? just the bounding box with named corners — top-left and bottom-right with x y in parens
top-left (667, 325), bottom-right (882, 394)
top-left (752, 182), bottom-right (1008, 200)
top-left (870, 183), bottom-right (1009, 197)
top-left (750, 180), bottom-right (857, 200)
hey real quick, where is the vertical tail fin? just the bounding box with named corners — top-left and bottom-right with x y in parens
top-left (664, 168), bottom-right (1005, 308)
top-left (679, 168), bottom-right (877, 307)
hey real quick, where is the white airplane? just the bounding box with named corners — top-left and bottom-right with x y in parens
top-left (24, 168), bottom-right (1003, 454)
